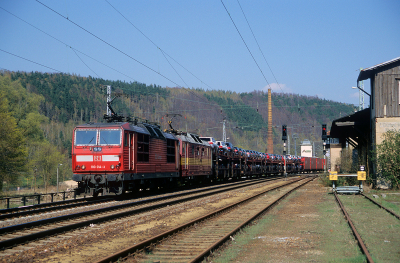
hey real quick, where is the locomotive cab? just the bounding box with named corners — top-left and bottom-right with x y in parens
top-left (72, 123), bottom-right (126, 196)
top-left (72, 122), bottom-right (180, 197)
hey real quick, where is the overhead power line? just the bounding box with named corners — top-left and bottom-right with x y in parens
top-left (220, 0), bottom-right (272, 89)
top-left (1, 6), bottom-right (222, 109)
top-left (35, 0), bottom-right (182, 88)
top-left (104, 0), bottom-right (212, 90)
top-left (0, 6), bottom-right (139, 83)
top-left (236, 0), bottom-right (284, 93)
top-left (0, 48), bottom-right (62, 73)
top-left (71, 48), bottom-right (100, 78)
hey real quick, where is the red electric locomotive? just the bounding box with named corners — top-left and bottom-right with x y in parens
top-left (72, 122), bottom-right (179, 196)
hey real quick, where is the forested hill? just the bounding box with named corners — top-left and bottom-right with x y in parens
top-left (0, 71), bottom-right (354, 191)
top-left (6, 71), bottom-right (355, 153)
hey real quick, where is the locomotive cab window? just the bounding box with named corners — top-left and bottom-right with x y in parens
top-left (99, 129), bottom-right (121, 145)
top-left (75, 129), bottom-right (97, 146)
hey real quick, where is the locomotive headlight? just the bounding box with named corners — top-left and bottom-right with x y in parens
top-left (110, 165), bottom-right (115, 170)
top-left (81, 165), bottom-right (86, 170)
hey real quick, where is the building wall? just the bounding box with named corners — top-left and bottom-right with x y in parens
top-left (375, 117), bottom-right (400, 145)
top-left (374, 65), bottom-right (400, 118)
top-left (330, 144), bottom-right (342, 172)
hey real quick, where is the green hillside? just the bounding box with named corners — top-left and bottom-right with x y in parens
top-left (0, 71), bottom-right (355, 192)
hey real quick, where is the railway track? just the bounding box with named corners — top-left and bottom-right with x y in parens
top-left (334, 192), bottom-right (400, 263)
top-left (0, 196), bottom-right (115, 221)
top-left (0, 176), bottom-right (287, 256)
top-left (94, 176), bottom-right (315, 263)
top-left (0, 176), bottom-right (279, 222)
top-left (0, 177), bottom-right (276, 228)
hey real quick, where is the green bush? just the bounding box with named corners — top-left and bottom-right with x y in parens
top-left (374, 130), bottom-right (400, 189)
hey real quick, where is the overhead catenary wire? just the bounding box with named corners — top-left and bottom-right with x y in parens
top-left (71, 48), bottom-right (100, 78)
top-left (160, 49), bottom-right (189, 88)
top-left (220, 0), bottom-right (272, 90)
top-left (236, 0), bottom-right (284, 93)
top-left (103, 0), bottom-right (220, 108)
top-left (1, 4), bottom-right (351, 120)
top-left (32, 1), bottom-right (220, 109)
top-left (104, 0), bottom-right (212, 90)
top-left (0, 48), bottom-right (62, 73)
top-left (0, 6), bottom-right (139, 83)
top-left (35, 0), bottom-right (183, 89)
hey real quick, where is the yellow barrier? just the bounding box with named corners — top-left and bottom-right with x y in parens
top-left (329, 171), bottom-right (338, 181)
top-left (357, 171), bottom-right (366, 181)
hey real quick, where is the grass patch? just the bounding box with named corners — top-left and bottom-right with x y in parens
top-left (339, 195), bottom-right (400, 262)
top-left (315, 193), bottom-right (365, 262)
top-left (207, 185), bottom-right (365, 262)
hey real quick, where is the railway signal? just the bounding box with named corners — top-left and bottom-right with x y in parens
top-left (282, 125), bottom-right (287, 141)
top-left (322, 124), bottom-right (327, 141)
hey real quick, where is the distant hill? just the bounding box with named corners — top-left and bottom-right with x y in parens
top-left (6, 71), bottom-right (355, 156)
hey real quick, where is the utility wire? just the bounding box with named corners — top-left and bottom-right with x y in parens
top-left (1, 4), bottom-right (218, 108)
top-left (104, 0), bottom-right (212, 90)
top-left (0, 6), bottom-right (138, 83)
top-left (35, 0), bottom-right (182, 88)
top-left (3, 3), bottom-right (230, 112)
top-left (160, 49), bottom-right (189, 88)
top-left (2, 5), bottom-right (346, 115)
top-left (220, 0), bottom-right (271, 89)
top-left (104, 0), bottom-right (220, 107)
top-left (71, 48), bottom-right (100, 78)
top-left (236, 0), bottom-right (284, 93)
top-left (0, 48), bottom-right (62, 73)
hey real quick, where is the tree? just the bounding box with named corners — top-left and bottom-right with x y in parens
top-left (0, 93), bottom-right (27, 191)
top-left (30, 141), bottom-right (65, 193)
top-left (375, 130), bottom-right (400, 189)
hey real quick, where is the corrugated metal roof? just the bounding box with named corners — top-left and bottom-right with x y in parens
top-left (358, 56), bottom-right (400, 81)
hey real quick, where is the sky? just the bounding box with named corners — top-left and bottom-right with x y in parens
top-left (1, 0), bottom-right (399, 106)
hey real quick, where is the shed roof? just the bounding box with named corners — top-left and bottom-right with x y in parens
top-left (357, 56), bottom-right (400, 82)
top-left (330, 108), bottom-right (370, 147)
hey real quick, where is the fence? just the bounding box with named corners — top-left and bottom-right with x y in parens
top-left (0, 190), bottom-right (79, 210)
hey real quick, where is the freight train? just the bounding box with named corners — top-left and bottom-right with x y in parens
top-left (71, 119), bottom-right (325, 197)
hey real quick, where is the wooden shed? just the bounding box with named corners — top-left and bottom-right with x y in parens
top-left (330, 57), bottom-right (400, 186)
top-left (358, 57), bottom-right (400, 119)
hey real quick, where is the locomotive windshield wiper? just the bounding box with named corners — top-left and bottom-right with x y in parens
top-left (88, 137), bottom-right (95, 144)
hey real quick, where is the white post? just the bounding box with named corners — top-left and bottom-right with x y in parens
top-left (57, 163), bottom-right (62, 193)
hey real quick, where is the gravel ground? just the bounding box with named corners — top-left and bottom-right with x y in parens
top-left (1, 179), bottom-right (287, 263)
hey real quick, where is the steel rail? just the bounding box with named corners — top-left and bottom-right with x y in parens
top-left (333, 192), bottom-right (374, 263)
top-left (94, 176), bottom-right (311, 263)
top-left (0, 197), bottom-right (114, 220)
top-left (190, 177), bottom-right (315, 263)
top-left (361, 193), bottom-right (400, 220)
top-left (0, 176), bottom-right (282, 250)
top-left (0, 195), bottom-right (101, 215)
